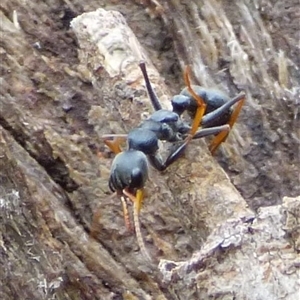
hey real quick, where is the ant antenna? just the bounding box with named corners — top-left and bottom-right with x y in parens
top-left (139, 61), bottom-right (162, 111)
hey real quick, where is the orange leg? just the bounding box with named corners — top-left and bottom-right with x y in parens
top-left (209, 96), bottom-right (246, 154)
top-left (123, 188), bottom-right (144, 214)
top-left (184, 66), bottom-right (207, 136)
top-left (102, 134), bottom-right (127, 154)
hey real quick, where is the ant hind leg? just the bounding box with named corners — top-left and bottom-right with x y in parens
top-left (209, 94), bottom-right (246, 154)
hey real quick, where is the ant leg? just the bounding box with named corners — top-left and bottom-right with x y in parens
top-left (139, 61), bottom-right (162, 111)
top-left (192, 124), bottom-right (230, 139)
top-left (102, 134), bottom-right (128, 154)
top-left (209, 94), bottom-right (246, 154)
top-left (123, 188), bottom-right (151, 261)
top-left (163, 124), bottom-right (230, 169)
top-left (184, 66), bottom-right (207, 136)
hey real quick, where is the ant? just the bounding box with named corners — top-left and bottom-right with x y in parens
top-left (98, 62), bottom-right (245, 260)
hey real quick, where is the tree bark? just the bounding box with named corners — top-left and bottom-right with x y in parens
top-left (0, 1), bottom-right (299, 299)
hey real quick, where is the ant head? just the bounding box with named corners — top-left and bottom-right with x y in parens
top-left (128, 128), bottom-right (159, 155)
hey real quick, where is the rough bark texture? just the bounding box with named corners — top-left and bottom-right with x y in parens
top-left (0, 1), bottom-right (299, 300)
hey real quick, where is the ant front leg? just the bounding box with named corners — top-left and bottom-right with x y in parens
top-left (102, 134), bottom-right (128, 154)
top-left (192, 125), bottom-right (230, 140)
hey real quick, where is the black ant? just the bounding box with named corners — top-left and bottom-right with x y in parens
top-left (98, 62), bottom-right (245, 260)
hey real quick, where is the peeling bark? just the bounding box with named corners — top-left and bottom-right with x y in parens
top-left (159, 196), bottom-right (300, 299)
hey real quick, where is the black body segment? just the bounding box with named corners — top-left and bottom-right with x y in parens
top-left (109, 150), bottom-right (148, 192)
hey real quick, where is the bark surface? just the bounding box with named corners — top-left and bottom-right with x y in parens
top-left (0, 1), bottom-right (299, 299)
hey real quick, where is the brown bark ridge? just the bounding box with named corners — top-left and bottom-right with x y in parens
top-left (0, 1), bottom-right (299, 300)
